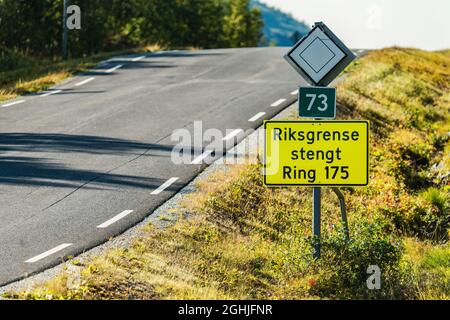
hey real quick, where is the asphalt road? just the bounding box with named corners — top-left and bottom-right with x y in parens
top-left (0, 47), bottom-right (318, 286)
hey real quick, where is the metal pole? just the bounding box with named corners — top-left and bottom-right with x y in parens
top-left (311, 106), bottom-right (322, 260)
top-left (62, 0), bottom-right (68, 60)
top-left (312, 187), bottom-right (321, 259)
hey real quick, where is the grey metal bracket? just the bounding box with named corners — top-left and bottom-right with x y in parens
top-left (331, 187), bottom-right (350, 240)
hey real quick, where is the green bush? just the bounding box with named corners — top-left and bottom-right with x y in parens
top-left (0, 46), bottom-right (34, 72)
top-left (308, 220), bottom-right (415, 299)
top-left (416, 188), bottom-right (450, 242)
top-left (379, 188), bottom-right (450, 243)
top-left (390, 139), bottom-right (434, 191)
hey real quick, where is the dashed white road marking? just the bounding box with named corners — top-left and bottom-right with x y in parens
top-left (2, 100), bottom-right (26, 108)
top-left (25, 243), bottom-right (73, 263)
top-left (97, 210), bottom-right (134, 229)
top-left (40, 90), bottom-right (62, 97)
top-left (191, 150), bottom-right (214, 165)
top-left (132, 56), bottom-right (145, 62)
top-left (151, 177), bottom-right (179, 195)
top-left (223, 129), bottom-right (244, 141)
top-left (291, 90), bottom-right (299, 95)
top-left (248, 112), bottom-right (266, 122)
top-left (106, 64), bottom-right (123, 73)
top-left (271, 99), bottom-right (287, 107)
top-left (74, 77), bottom-right (95, 87)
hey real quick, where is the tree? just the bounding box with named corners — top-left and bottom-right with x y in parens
top-left (0, 0), bottom-right (61, 56)
top-left (0, 0), bottom-right (264, 58)
top-left (223, 0), bottom-right (263, 48)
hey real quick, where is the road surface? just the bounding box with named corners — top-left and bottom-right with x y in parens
top-left (0, 47), bottom-right (313, 286)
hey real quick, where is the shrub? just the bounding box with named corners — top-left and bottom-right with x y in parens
top-left (0, 46), bottom-right (34, 72)
top-left (379, 188), bottom-right (450, 243)
top-left (388, 131), bottom-right (435, 191)
top-left (308, 219), bottom-right (415, 299)
top-left (416, 188), bottom-right (450, 242)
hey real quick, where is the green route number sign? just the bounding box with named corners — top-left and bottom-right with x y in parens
top-left (299, 87), bottom-right (336, 119)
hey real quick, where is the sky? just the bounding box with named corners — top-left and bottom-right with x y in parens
top-left (260, 0), bottom-right (450, 50)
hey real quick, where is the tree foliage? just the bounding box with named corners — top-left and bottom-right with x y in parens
top-left (0, 0), bottom-right (263, 58)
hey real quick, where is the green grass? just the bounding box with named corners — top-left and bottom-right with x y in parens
top-left (404, 239), bottom-right (450, 299)
top-left (4, 47), bottom-right (449, 300)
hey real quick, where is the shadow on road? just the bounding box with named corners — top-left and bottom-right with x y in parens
top-left (85, 61), bottom-right (177, 76)
top-left (0, 156), bottom-right (180, 190)
top-left (152, 51), bottom-right (227, 58)
top-left (0, 133), bottom-right (195, 190)
top-left (0, 133), bottom-right (175, 155)
top-left (91, 51), bottom-right (228, 69)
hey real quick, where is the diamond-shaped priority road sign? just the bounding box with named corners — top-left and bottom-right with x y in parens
top-left (284, 22), bottom-right (356, 87)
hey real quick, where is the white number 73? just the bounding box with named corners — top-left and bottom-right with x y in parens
top-left (306, 94), bottom-right (328, 111)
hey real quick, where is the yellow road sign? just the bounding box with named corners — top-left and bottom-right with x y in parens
top-left (264, 121), bottom-right (369, 186)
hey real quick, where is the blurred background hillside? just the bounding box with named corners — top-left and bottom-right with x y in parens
top-left (251, 0), bottom-right (309, 46)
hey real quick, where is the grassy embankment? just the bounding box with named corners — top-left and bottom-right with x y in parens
top-left (4, 47), bottom-right (449, 300)
top-left (0, 45), bottom-right (162, 102)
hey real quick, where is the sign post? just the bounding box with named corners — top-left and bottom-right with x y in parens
top-left (266, 22), bottom-right (362, 259)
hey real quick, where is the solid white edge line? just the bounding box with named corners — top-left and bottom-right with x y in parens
top-left (106, 64), bottom-right (123, 73)
top-left (271, 98), bottom-right (287, 107)
top-left (25, 243), bottom-right (73, 263)
top-left (2, 100), bottom-right (26, 108)
top-left (191, 150), bottom-right (213, 165)
top-left (223, 129), bottom-right (244, 141)
top-left (74, 77), bottom-right (95, 87)
top-left (248, 112), bottom-right (266, 122)
top-left (40, 90), bottom-right (62, 97)
top-left (151, 177), bottom-right (179, 195)
top-left (97, 210), bottom-right (134, 229)
top-left (132, 56), bottom-right (145, 62)
top-left (291, 90), bottom-right (299, 95)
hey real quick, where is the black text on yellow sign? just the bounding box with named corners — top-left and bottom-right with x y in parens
top-left (264, 121), bottom-right (370, 186)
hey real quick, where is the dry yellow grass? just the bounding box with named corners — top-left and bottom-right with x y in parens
top-left (13, 71), bottom-right (71, 95)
